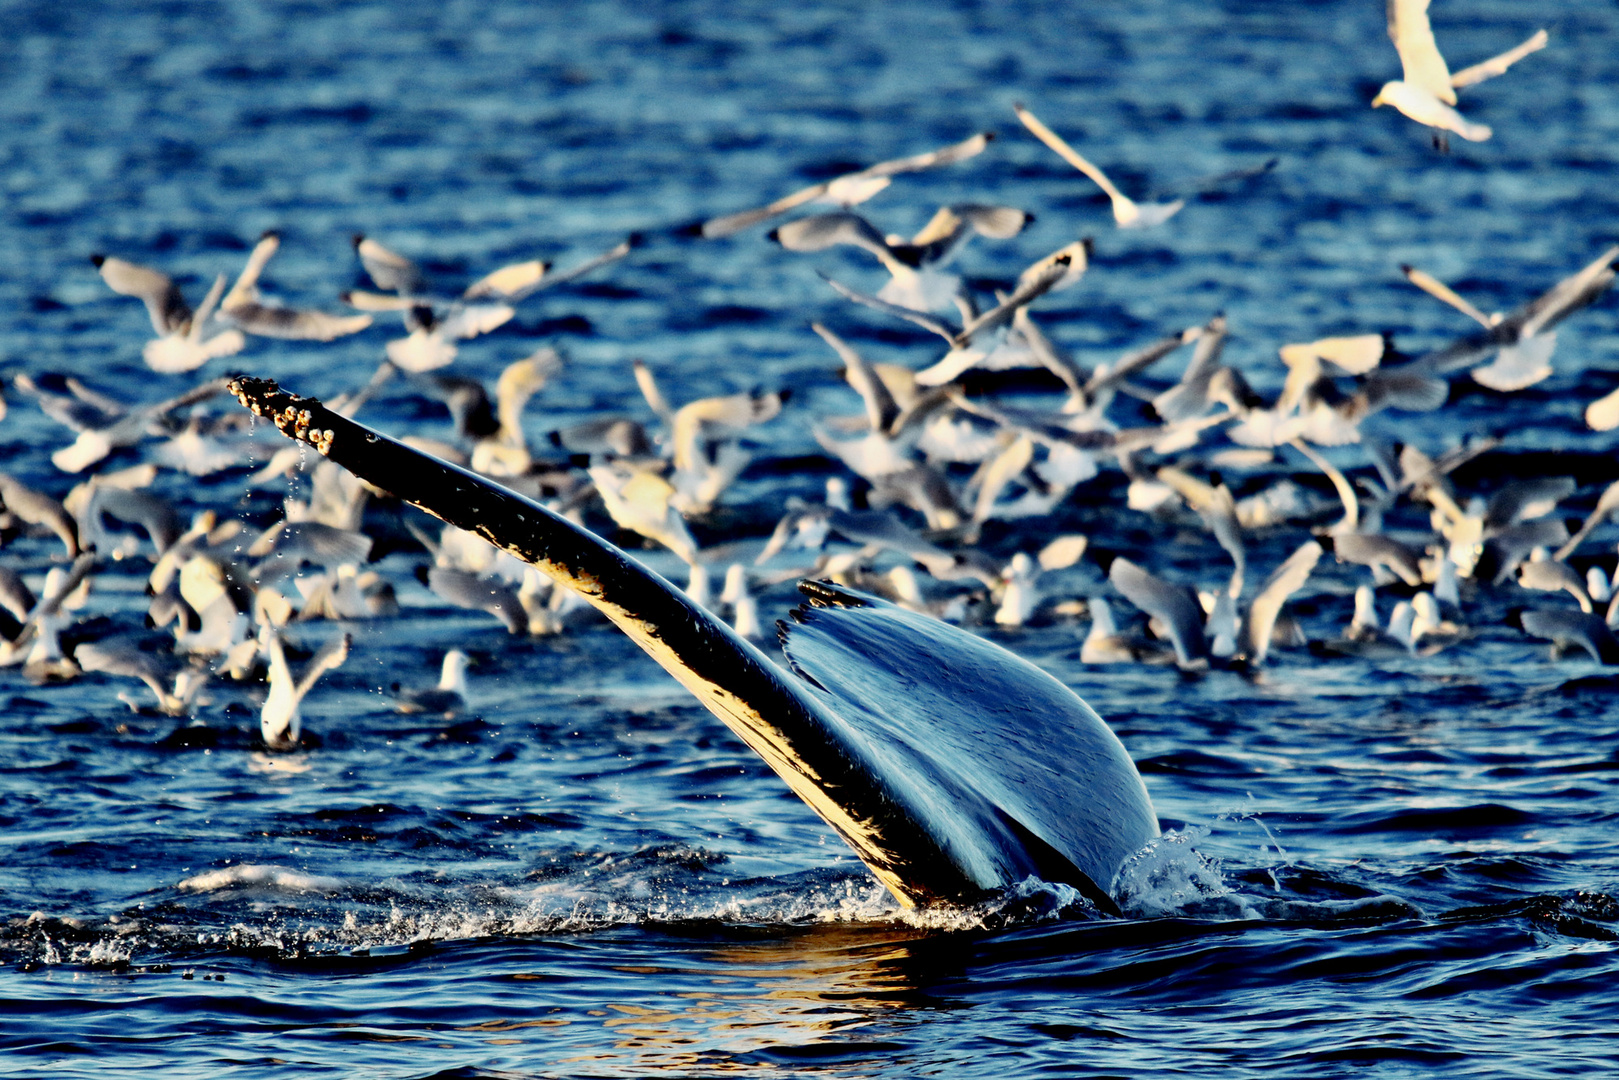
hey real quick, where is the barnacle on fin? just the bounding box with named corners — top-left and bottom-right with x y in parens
top-left (796, 580), bottom-right (874, 610)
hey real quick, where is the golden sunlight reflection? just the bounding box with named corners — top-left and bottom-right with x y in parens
top-left (546, 923), bottom-right (937, 1071)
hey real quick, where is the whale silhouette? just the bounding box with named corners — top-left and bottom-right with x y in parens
top-left (227, 376), bottom-right (1159, 912)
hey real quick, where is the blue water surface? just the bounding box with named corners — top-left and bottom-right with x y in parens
top-left (2, 1), bottom-right (1619, 1076)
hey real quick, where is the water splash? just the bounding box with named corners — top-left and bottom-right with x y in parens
top-left (1113, 827), bottom-right (1257, 919)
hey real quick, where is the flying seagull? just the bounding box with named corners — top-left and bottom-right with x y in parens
top-left (1372, 0), bottom-right (1548, 146)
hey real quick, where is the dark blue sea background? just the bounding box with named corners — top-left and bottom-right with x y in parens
top-left (3, 1), bottom-right (1619, 1076)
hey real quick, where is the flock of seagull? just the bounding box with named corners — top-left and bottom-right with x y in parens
top-left (2, 2), bottom-right (1617, 754)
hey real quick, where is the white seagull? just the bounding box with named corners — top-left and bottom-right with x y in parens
top-left (1372, 1), bottom-right (1548, 146)
top-left (91, 255), bottom-right (246, 373)
top-left (1014, 104), bottom-right (1183, 229)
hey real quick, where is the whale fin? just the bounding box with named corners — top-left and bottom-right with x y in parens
top-left (224, 375), bottom-right (1157, 910)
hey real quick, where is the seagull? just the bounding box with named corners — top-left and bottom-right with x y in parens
top-left (993, 552), bottom-right (1043, 628)
top-left (75, 639), bottom-right (201, 715)
top-left (632, 359), bottom-right (786, 515)
top-left (1402, 251), bottom-right (1619, 391)
top-left (697, 132), bottom-right (993, 239)
top-left (394, 649), bottom-right (470, 715)
top-left (1080, 597), bottom-right (1140, 664)
top-left (220, 231), bottom-right (373, 341)
top-left (1244, 541), bottom-right (1324, 665)
top-left (469, 348), bottom-right (565, 477)
top-left (426, 566), bottom-right (528, 634)
top-left (1519, 552), bottom-right (1592, 613)
top-left (247, 519), bottom-right (373, 586)
top-left (0, 556), bottom-right (95, 671)
top-left (31, 376), bottom-right (231, 475)
top-left (1372, 1), bottom-right (1547, 146)
top-left (1348, 585), bottom-right (1382, 641)
top-left (76, 483), bottom-right (181, 559)
top-left (346, 236), bottom-right (599, 372)
top-left (1409, 591), bottom-right (1464, 650)
top-left (1321, 533), bottom-right (1425, 587)
top-left (1387, 600), bottom-right (1416, 648)
top-left (770, 204), bottom-right (1030, 313)
top-left (1151, 316), bottom-right (1230, 423)
top-left (1519, 609), bottom-right (1619, 665)
top-left (827, 238), bottom-right (1092, 386)
top-left (1415, 248), bottom-right (1619, 383)
top-left (1484, 519), bottom-right (1571, 585)
top-left (587, 461), bottom-right (701, 564)
top-left (90, 255), bottom-right (246, 372)
top-left (260, 627), bottom-right (351, 750)
top-left (1014, 104), bottom-right (1183, 228)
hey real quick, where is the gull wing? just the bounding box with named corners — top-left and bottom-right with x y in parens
top-left (76, 640), bottom-right (178, 702)
top-left (1387, 0), bottom-right (1456, 104)
top-left (1157, 467), bottom-right (1245, 588)
top-left (342, 289), bottom-right (419, 312)
top-left (1151, 315), bottom-right (1228, 423)
top-left (0, 565), bottom-right (33, 625)
top-left (1014, 307), bottom-right (1089, 400)
top-left (700, 133), bottom-right (992, 239)
top-left (1108, 557), bottom-right (1208, 667)
top-left (427, 567), bottom-right (526, 634)
top-left (955, 241), bottom-right (1087, 346)
top-left (1450, 29), bottom-right (1548, 89)
top-left (632, 359), bottom-right (676, 425)
top-left (247, 520), bottom-right (373, 566)
top-left (772, 212), bottom-right (895, 263)
top-left (670, 388), bottom-right (785, 471)
top-left (1472, 333), bottom-right (1557, 392)
top-left (1279, 334), bottom-right (1386, 377)
top-left (905, 204), bottom-right (1031, 266)
top-left (1520, 609), bottom-right (1619, 665)
top-left (700, 185), bottom-right (833, 240)
top-left (813, 322), bottom-right (900, 434)
top-left (92, 256), bottom-right (190, 335)
top-left (224, 303), bottom-right (374, 341)
top-left (1555, 480), bottom-right (1619, 560)
top-left (1245, 541), bottom-right (1322, 664)
top-left (461, 238), bottom-right (632, 306)
top-left (1083, 327), bottom-right (1200, 398)
top-left (1401, 265), bottom-right (1494, 328)
top-left (1330, 533), bottom-right (1425, 587)
top-left (1588, 387), bottom-right (1619, 433)
top-left (1484, 476), bottom-right (1575, 532)
top-left (188, 273), bottom-right (231, 336)
top-left (821, 274), bottom-right (959, 344)
top-left (223, 230), bottom-right (282, 309)
top-left (1509, 245), bottom-right (1619, 340)
top-left (353, 235), bottom-right (425, 295)
top-left (495, 347), bottom-right (563, 437)
top-left (462, 259), bottom-right (549, 302)
top-left (295, 630), bottom-right (351, 700)
top-left (1518, 559), bottom-right (1590, 611)
top-left (857, 131), bottom-right (993, 180)
top-left (1014, 104), bottom-right (1126, 202)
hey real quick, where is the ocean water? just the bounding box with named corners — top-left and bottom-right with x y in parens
top-left (3, 1), bottom-right (1619, 1076)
